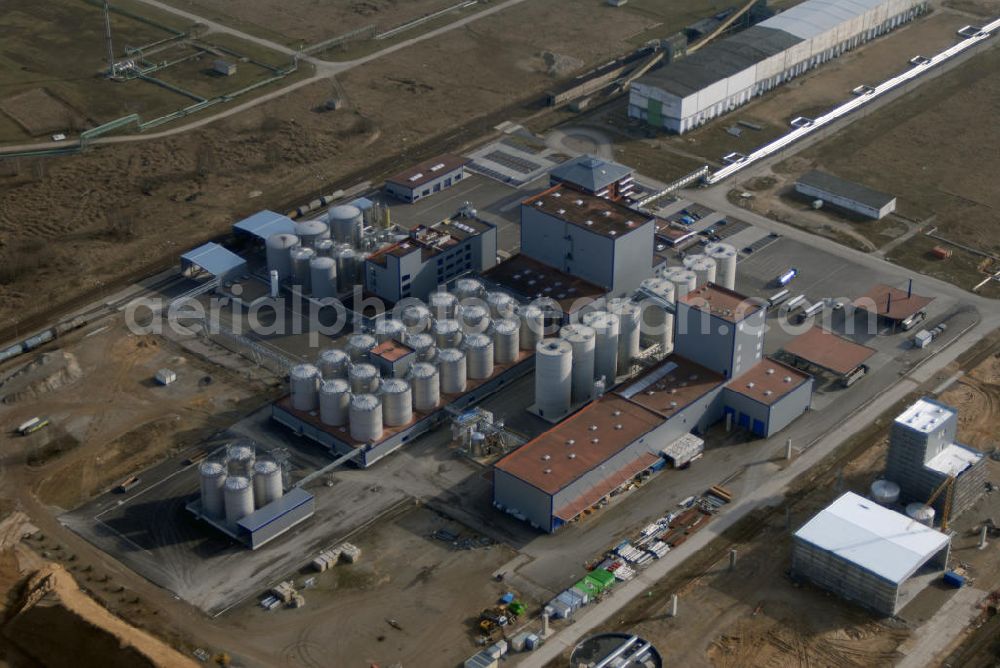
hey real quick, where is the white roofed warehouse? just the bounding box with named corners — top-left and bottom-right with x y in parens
top-left (629, 0), bottom-right (929, 133)
top-left (792, 492), bottom-right (951, 616)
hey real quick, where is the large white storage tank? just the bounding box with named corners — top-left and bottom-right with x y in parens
top-left (265, 233), bottom-right (299, 281)
top-left (705, 242), bottom-right (738, 290)
top-left (535, 339), bottom-right (573, 419)
top-left (328, 204), bottom-right (363, 245)
top-left (486, 291), bottom-right (516, 319)
top-left (318, 348), bottom-right (350, 379)
top-left (689, 257), bottom-right (717, 288)
top-left (334, 246), bottom-right (357, 292)
top-left (518, 305), bottom-right (545, 351)
top-left (870, 479), bottom-right (901, 506)
top-left (290, 363), bottom-right (320, 411)
top-left (453, 278), bottom-right (484, 302)
top-left (294, 219), bottom-right (330, 249)
top-left (464, 333), bottom-right (494, 380)
top-left (608, 298), bottom-right (641, 377)
top-left (309, 256), bottom-right (338, 299)
top-left (226, 442), bottom-right (256, 477)
top-left (319, 378), bottom-right (351, 426)
top-left (429, 291), bottom-right (459, 319)
top-left (224, 476), bottom-right (254, 526)
top-left (409, 362), bottom-right (440, 411)
top-left (663, 266), bottom-right (697, 298)
top-left (374, 318), bottom-right (407, 344)
top-left (560, 324), bottom-right (596, 403)
top-left (638, 277), bottom-right (675, 351)
top-left (346, 333), bottom-right (376, 361)
top-left (252, 460), bottom-right (283, 509)
top-left (432, 319), bottom-right (463, 349)
top-left (407, 332), bottom-right (437, 362)
top-left (349, 393), bottom-right (383, 442)
top-left (402, 304), bottom-right (432, 333)
top-left (438, 347), bottom-right (467, 394)
top-left (492, 319), bottom-right (520, 364)
top-left (290, 246), bottom-right (316, 291)
top-left (460, 304), bottom-right (490, 334)
top-left (380, 378), bottom-right (413, 427)
top-left (199, 461), bottom-right (226, 518)
top-left (349, 362), bottom-right (380, 394)
top-left (582, 311), bottom-right (620, 384)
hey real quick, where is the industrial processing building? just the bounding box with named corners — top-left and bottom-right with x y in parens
top-left (795, 170), bottom-right (897, 219)
top-left (792, 491), bottom-right (951, 616)
top-left (549, 155), bottom-right (636, 201)
top-left (385, 154), bottom-right (469, 203)
top-left (629, 0), bottom-right (929, 133)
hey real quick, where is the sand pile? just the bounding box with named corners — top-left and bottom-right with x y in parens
top-left (0, 351), bottom-right (83, 404)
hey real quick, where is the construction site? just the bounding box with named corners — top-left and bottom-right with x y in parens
top-left (0, 0), bottom-right (999, 666)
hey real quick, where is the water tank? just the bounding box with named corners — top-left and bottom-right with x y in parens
top-left (906, 503), bottom-right (936, 526)
top-left (318, 348), bottom-right (350, 379)
top-left (663, 266), bottom-right (697, 298)
top-left (581, 311), bottom-right (620, 384)
top-left (438, 348), bottom-right (467, 394)
top-left (486, 291), bottom-right (516, 319)
top-left (199, 461), bottom-right (226, 518)
top-left (380, 378), bottom-right (413, 427)
top-left (871, 479), bottom-right (901, 506)
top-left (290, 246), bottom-right (316, 291)
top-left (265, 233), bottom-right (300, 281)
top-left (226, 442), bottom-right (256, 477)
top-left (407, 332), bottom-right (437, 362)
top-left (290, 363), bottom-right (320, 411)
top-left (464, 333), bottom-right (494, 380)
top-left (315, 238), bottom-right (335, 257)
top-left (689, 257), bottom-right (718, 288)
top-left (432, 319), bottom-right (463, 349)
top-left (374, 318), bottom-right (407, 344)
top-left (459, 304), bottom-right (489, 334)
top-left (349, 393), bottom-right (383, 442)
top-left (294, 219), bottom-right (330, 248)
top-left (453, 278), bottom-right (484, 302)
top-left (518, 305), bottom-right (545, 351)
top-left (349, 362), bottom-right (380, 394)
top-left (334, 246), bottom-right (356, 292)
top-left (346, 333), bottom-right (376, 361)
top-left (535, 339), bottom-right (573, 419)
top-left (319, 378), bottom-right (351, 426)
top-left (402, 304), bottom-right (432, 333)
top-left (224, 476), bottom-right (254, 526)
top-left (492, 318), bottom-right (520, 364)
top-left (328, 204), bottom-right (363, 245)
top-left (309, 256), bottom-right (338, 299)
top-left (560, 324), bottom-right (596, 403)
top-left (429, 291), bottom-right (459, 319)
top-left (608, 298), bottom-right (641, 377)
top-left (409, 362), bottom-right (440, 411)
top-left (705, 242), bottom-right (738, 290)
top-left (252, 460), bottom-right (283, 509)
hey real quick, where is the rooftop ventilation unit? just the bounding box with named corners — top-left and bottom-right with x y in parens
top-left (408, 173), bottom-right (424, 182)
top-left (430, 163), bottom-right (445, 172)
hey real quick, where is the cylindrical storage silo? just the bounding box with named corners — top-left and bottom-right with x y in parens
top-left (432, 319), bottom-right (463, 349)
top-left (705, 242), bottom-right (738, 290)
top-left (409, 362), bottom-right (440, 411)
top-left (349, 393), bottom-right (383, 442)
top-left (871, 480), bottom-right (901, 506)
top-left (290, 363), bottom-right (320, 411)
top-left (224, 476), bottom-right (253, 526)
top-left (327, 204), bottom-right (363, 245)
top-left (689, 257), bottom-right (717, 288)
top-left (452, 278), bottom-right (484, 302)
top-left (906, 503), bottom-right (935, 527)
top-left (226, 442), bottom-right (256, 477)
top-left (534, 339), bottom-right (573, 419)
top-left (492, 318), bottom-right (520, 364)
top-left (334, 246), bottom-right (356, 292)
top-left (349, 362), bottom-right (380, 394)
top-left (464, 333), bottom-right (494, 380)
top-left (294, 219), bottom-right (330, 249)
top-left (374, 318), bottom-right (406, 344)
top-left (407, 332), bottom-right (437, 362)
top-left (319, 378), bottom-right (351, 426)
top-left (438, 347), bottom-right (467, 394)
top-left (346, 333), bottom-right (376, 361)
top-left (199, 461), bottom-right (226, 518)
top-left (663, 267), bottom-right (697, 298)
top-left (315, 238), bottom-right (335, 257)
top-left (460, 304), bottom-right (490, 334)
top-left (518, 305), bottom-right (545, 351)
top-left (582, 311), bottom-right (620, 384)
top-left (608, 298), bottom-right (641, 377)
top-left (318, 348), bottom-right (350, 379)
top-left (402, 304), bottom-right (432, 333)
top-left (682, 253), bottom-right (707, 269)
top-left (486, 291), bottom-right (516, 319)
top-left (560, 324), bottom-right (596, 403)
top-left (265, 233), bottom-right (299, 281)
top-left (309, 256), bottom-right (338, 299)
top-left (380, 378), bottom-right (413, 427)
top-left (290, 246), bottom-right (316, 291)
top-left (638, 278), bottom-right (675, 352)
top-left (252, 460), bottom-right (283, 508)
top-left (429, 291), bottom-right (458, 319)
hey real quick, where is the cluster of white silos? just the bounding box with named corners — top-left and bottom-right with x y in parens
top-left (704, 242), bottom-right (738, 290)
top-left (199, 441), bottom-right (284, 527)
top-left (682, 253), bottom-right (718, 288)
top-left (608, 298), bottom-right (641, 377)
top-left (581, 310), bottom-right (620, 385)
top-left (636, 277), bottom-right (676, 353)
top-left (662, 266), bottom-right (698, 299)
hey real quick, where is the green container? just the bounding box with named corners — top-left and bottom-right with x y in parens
top-left (588, 568), bottom-right (616, 590)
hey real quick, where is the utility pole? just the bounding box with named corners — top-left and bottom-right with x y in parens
top-left (103, 1), bottom-right (115, 77)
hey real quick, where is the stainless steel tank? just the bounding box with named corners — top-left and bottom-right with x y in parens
top-left (452, 278), bottom-right (484, 302)
top-left (252, 459), bottom-right (283, 508)
top-left (432, 319), bottom-right (463, 349)
top-left (327, 204), bottom-right (363, 245)
top-left (518, 304), bottom-right (545, 351)
top-left (294, 219), bottom-right (330, 249)
top-left (346, 333), bottom-right (376, 361)
top-left (460, 304), bottom-right (490, 334)
top-left (464, 333), bottom-right (494, 380)
top-left (199, 461), bottom-right (226, 518)
top-left (428, 291), bottom-right (458, 319)
top-left (638, 278), bottom-right (675, 352)
top-left (318, 348), bottom-right (350, 379)
top-left (409, 362), bottom-right (440, 411)
top-left (407, 332), bottom-right (437, 362)
top-left (380, 378), bottom-right (413, 427)
top-left (581, 311), bottom-right (619, 384)
top-left (224, 476), bottom-right (254, 526)
top-left (315, 238), bottom-right (335, 257)
top-left (265, 233), bottom-right (300, 281)
top-left (486, 291), bottom-right (516, 319)
top-left (492, 318), bottom-right (520, 364)
top-left (560, 323), bottom-right (596, 403)
top-left (309, 256), bottom-right (338, 299)
top-left (608, 298), bottom-right (641, 377)
top-left (348, 362), bottom-right (380, 394)
top-left (437, 347), bottom-right (467, 394)
top-left (374, 318), bottom-right (407, 344)
top-left (290, 363), bottom-right (320, 411)
top-left (401, 303), bottom-right (432, 333)
top-left (349, 393), bottom-right (383, 442)
top-left (334, 246), bottom-right (356, 292)
top-left (290, 246), bottom-right (316, 291)
top-left (319, 378), bottom-right (351, 426)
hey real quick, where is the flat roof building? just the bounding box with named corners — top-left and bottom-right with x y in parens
top-left (795, 170), bottom-right (897, 219)
top-left (481, 254), bottom-right (606, 314)
top-left (674, 283), bottom-right (766, 379)
top-left (854, 283), bottom-right (933, 324)
top-left (792, 491), bottom-right (950, 616)
top-left (722, 358), bottom-right (813, 437)
top-left (781, 326), bottom-right (876, 377)
top-left (385, 154), bottom-right (469, 203)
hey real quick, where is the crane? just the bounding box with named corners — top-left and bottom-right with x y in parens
top-left (924, 474), bottom-right (955, 532)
